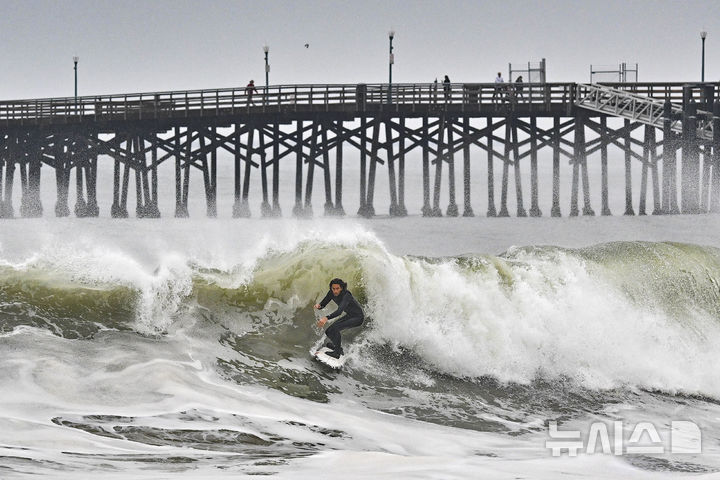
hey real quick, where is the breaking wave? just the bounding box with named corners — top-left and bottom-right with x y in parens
top-left (2, 230), bottom-right (720, 401)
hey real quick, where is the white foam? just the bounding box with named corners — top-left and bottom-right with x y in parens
top-left (360, 245), bottom-right (720, 398)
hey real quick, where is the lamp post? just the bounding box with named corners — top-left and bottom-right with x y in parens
top-left (73, 56), bottom-right (79, 108)
top-left (388, 30), bottom-right (394, 105)
top-left (263, 45), bottom-right (270, 90)
top-left (701, 30), bottom-right (707, 82)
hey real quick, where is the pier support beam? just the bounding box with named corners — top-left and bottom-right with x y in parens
top-left (23, 149), bottom-right (44, 217)
top-left (363, 119), bottom-right (380, 218)
top-left (73, 138), bottom-right (97, 218)
top-left (260, 127), bottom-right (273, 217)
top-left (84, 135), bottom-right (100, 217)
top-left (272, 123), bottom-right (282, 216)
top-left (175, 127), bottom-right (190, 218)
top-left (446, 117), bottom-right (459, 217)
top-left (18, 134), bottom-right (43, 218)
top-left (55, 138), bottom-right (71, 218)
top-left (431, 116), bottom-right (445, 217)
top-left (397, 118), bottom-right (407, 216)
top-left (2, 136), bottom-right (17, 218)
top-left (386, 120), bottom-right (400, 216)
top-left (639, 127), bottom-right (651, 215)
top-left (321, 124), bottom-right (334, 216)
top-left (650, 127), bottom-right (661, 215)
top-left (421, 117), bottom-right (432, 216)
top-left (623, 120), bottom-right (635, 216)
top-left (711, 101), bottom-right (720, 213)
top-left (2, 159), bottom-right (15, 218)
top-left (511, 116), bottom-right (526, 217)
top-left (0, 137), bottom-right (6, 218)
top-left (241, 127), bottom-right (255, 217)
top-left (570, 119), bottom-right (581, 216)
top-left (462, 117), bottom-right (474, 217)
top-left (529, 117), bottom-right (541, 217)
top-left (332, 121), bottom-right (345, 216)
top-left (303, 123), bottom-right (318, 217)
top-left (232, 125), bottom-right (250, 218)
top-left (700, 144), bottom-right (712, 213)
top-left (359, 118), bottom-right (371, 216)
top-left (551, 117), bottom-right (561, 217)
top-left (498, 119), bottom-right (511, 217)
top-left (125, 134), bottom-right (160, 219)
top-left (146, 134), bottom-right (159, 217)
top-left (570, 114), bottom-right (594, 216)
top-left (662, 101), bottom-right (680, 214)
top-left (200, 129), bottom-right (217, 218)
top-left (600, 117), bottom-right (611, 216)
top-left (681, 89), bottom-right (700, 213)
top-left (111, 147), bottom-right (127, 218)
top-left (74, 137), bottom-right (89, 217)
top-left (293, 121), bottom-right (304, 217)
top-left (487, 118), bottom-right (497, 217)
top-left (579, 120), bottom-right (594, 216)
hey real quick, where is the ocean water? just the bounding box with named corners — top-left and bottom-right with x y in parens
top-left (2, 214), bottom-right (720, 479)
top-left (3, 145), bottom-right (720, 478)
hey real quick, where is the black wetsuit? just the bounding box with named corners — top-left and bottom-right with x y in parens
top-left (319, 289), bottom-right (364, 353)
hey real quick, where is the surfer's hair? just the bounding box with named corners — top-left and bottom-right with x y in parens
top-left (329, 278), bottom-right (347, 290)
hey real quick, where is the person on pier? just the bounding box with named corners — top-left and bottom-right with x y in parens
top-left (314, 278), bottom-right (364, 359)
top-left (245, 79), bottom-right (258, 105)
top-left (514, 75), bottom-right (524, 101)
top-left (443, 75), bottom-right (451, 101)
top-left (493, 72), bottom-right (505, 104)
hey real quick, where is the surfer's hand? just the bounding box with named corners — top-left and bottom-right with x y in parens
top-left (313, 304), bottom-right (321, 309)
top-left (316, 317), bottom-right (328, 327)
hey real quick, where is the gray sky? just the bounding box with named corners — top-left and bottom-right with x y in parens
top-left (1, 0), bottom-right (718, 100)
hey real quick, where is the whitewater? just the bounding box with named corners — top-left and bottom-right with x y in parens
top-left (2, 213), bottom-right (720, 479)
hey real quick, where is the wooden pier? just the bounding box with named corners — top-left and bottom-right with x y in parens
top-left (0, 81), bottom-right (718, 218)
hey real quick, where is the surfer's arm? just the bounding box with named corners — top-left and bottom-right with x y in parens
top-left (326, 295), bottom-right (350, 320)
top-left (316, 290), bottom-right (333, 310)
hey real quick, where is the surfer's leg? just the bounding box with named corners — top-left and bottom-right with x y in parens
top-left (324, 323), bottom-right (342, 352)
top-left (325, 315), bottom-right (364, 354)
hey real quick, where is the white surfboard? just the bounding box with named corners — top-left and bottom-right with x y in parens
top-left (312, 346), bottom-right (347, 369)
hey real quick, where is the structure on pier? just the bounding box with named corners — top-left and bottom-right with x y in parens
top-left (1, 81), bottom-right (718, 219)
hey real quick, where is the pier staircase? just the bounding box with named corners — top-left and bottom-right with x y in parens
top-left (575, 83), bottom-right (713, 141)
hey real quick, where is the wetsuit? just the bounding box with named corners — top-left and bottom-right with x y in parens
top-left (319, 289), bottom-right (364, 353)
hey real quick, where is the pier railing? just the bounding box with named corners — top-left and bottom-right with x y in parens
top-left (0, 82), bottom-right (715, 126)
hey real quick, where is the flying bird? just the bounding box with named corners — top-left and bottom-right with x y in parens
top-left (304, 43), bottom-right (309, 48)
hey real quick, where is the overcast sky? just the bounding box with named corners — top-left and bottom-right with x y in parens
top-left (1, 0), bottom-right (718, 100)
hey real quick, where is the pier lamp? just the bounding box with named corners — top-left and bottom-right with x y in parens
top-left (73, 56), bottom-right (79, 108)
top-left (263, 45), bottom-right (269, 90)
top-left (701, 30), bottom-right (707, 82)
top-left (388, 30), bottom-right (395, 105)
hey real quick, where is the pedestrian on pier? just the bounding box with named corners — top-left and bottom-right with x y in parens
top-left (443, 75), bottom-right (451, 101)
top-left (493, 72), bottom-right (505, 104)
top-left (514, 75), bottom-right (524, 101)
top-left (245, 79), bottom-right (258, 105)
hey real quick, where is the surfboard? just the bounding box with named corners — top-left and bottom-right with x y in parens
top-left (312, 346), bottom-right (346, 369)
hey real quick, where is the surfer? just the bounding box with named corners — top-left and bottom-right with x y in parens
top-left (314, 278), bottom-right (364, 359)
